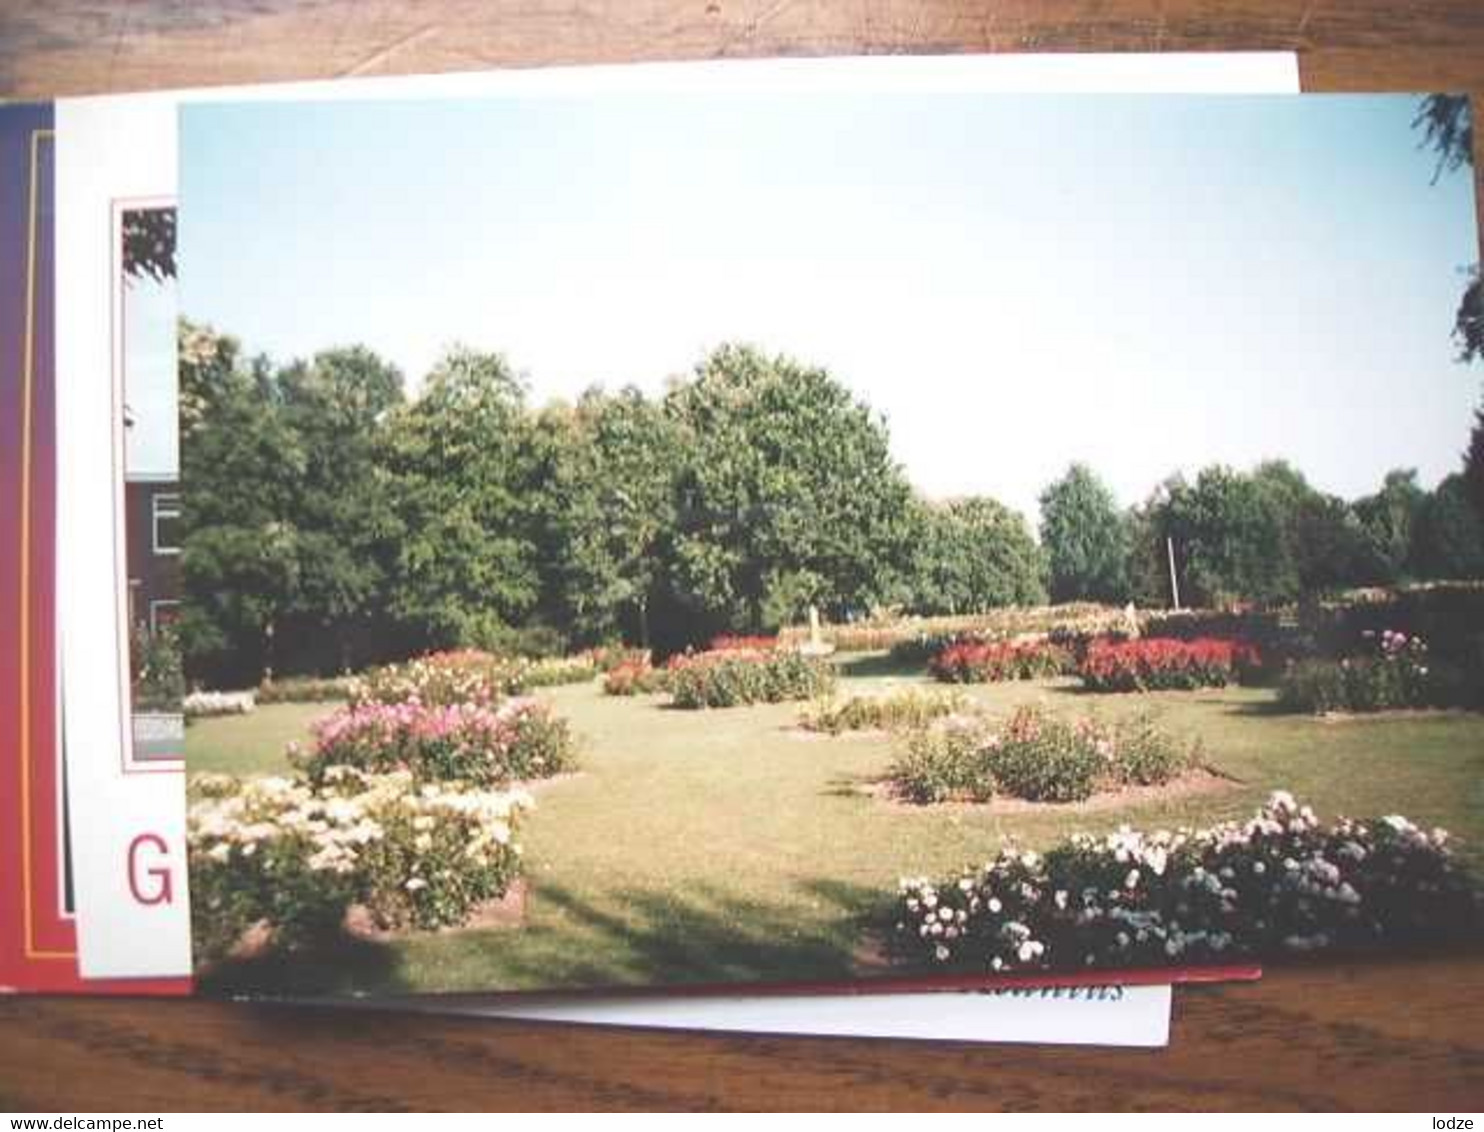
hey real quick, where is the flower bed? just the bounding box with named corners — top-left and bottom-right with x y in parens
top-left (928, 640), bottom-right (1073, 684)
top-left (779, 603), bottom-right (1130, 657)
top-left (799, 687), bottom-right (967, 735)
top-left (894, 792), bottom-right (1481, 972)
top-left (349, 650), bottom-right (527, 707)
top-left (255, 674), bottom-right (358, 704)
top-left (184, 689), bottom-right (256, 719)
top-left (601, 656), bottom-right (669, 696)
top-left (295, 697), bottom-right (575, 786)
top-left (522, 653), bottom-right (600, 687)
top-left (888, 705), bottom-right (1192, 805)
top-left (189, 768), bottom-right (531, 962)
top-left (1078, 637), bottom-right (1260, 693)
top-left (709, 634), bottom-right (780, 652)
top-left (1277, 629), bottom-right (1463, 713)
top-left (667, 649), bottom-right (836, 709)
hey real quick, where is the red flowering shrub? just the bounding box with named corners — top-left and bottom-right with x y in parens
top-left (928, 640), bottom-right (1072, 684)
top-left (709, 634), bottom-right (779, 652)
top-left (601, 657), bottom-right (670, 696)
top-left (1078, 637), bottom-right (1260, 693)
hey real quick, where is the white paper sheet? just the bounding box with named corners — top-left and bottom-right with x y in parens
top-left (374, 985), bottom-right (1172, 1046)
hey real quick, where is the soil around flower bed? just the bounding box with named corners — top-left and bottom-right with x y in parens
top-left (344, 878), bottom-right (529, 942)
top-left (863, 766), bottom-right (1238, 813)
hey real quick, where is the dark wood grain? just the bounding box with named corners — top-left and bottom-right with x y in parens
top-left (2, 956), bottom-right (1483, 1110)
top-left (3, 0), bottom-right (1484, 1110)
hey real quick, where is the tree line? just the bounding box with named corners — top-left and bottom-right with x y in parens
top-left (179, 323), bottom-right (1484, 685)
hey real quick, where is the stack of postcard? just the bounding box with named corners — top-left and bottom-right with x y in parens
top-left (4, 50), bottom-right (1481, 1049)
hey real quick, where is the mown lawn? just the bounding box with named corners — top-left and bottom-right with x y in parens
top-left (188, 653), bottom-right (1484, 995)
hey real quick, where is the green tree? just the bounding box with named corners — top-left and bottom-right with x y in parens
top-left (1161, 466), bottom-right (1296, 606)
top-left (274, 346), bottom-right (405, 670)
top-left (1251, 459), bottom-right (1369, 593)
top-left (541, 387), bottom-right (681, 646)
top-left (1467, 398), bottom-right (1484, 521)
top-left (914, 496), bottom-right (1047, 614)
top-left (664, 344), bottom-right (917, 634)
top-left (381, 347), bottom-right (543, 648)
top-left (1413, 472), bottom-right (1484, 579)
top-left (1038, 463), bottom-right (1129, 603)
top-left (177, 322), bottom-right (303, 685)
top-left (1413, 95), bottom-right (1481, 363)
top-left (1353, 468), bottom-right (1428, 584)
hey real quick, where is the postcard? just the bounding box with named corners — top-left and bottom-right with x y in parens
top-left (35, 57), bottom-right (1296, 1017)
top-left (159, 88), bottom-right (1484, 1002)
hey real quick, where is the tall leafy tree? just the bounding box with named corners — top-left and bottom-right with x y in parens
top-left (1251, 459), bottom-right (1370, 593)
top-left (177, 321), bottom-right (304, 685)
top-left (1353, 468), bottom-right (1428, 584)
top-left (274, 346), bottom-right (404, 670)
top-left (915, 496), bottom-right (1047, 614)
top-left (1161, 466), bottom-right (1297, 606)
top-left (665, 343), bottom-right (917, 633)
top-left (381, 347), bottom-right (543, 648)
top-left (1038, 463), bottom-right (1129, 603)
top-left (1413, 472), bottom-right (1484, 579)
top-left (1467, 399), bottom-right (1484, 521)
top-left (542, 387), bottom-right (681, 646)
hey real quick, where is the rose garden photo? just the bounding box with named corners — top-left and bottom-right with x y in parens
top-left (170, 92), bottom-right (1484, 995)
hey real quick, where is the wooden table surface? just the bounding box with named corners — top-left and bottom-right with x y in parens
top-left (4, 0), bottom-right (1484, 1111)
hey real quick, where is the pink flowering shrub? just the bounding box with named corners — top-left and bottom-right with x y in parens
top-left (296, 697), bottom-right (575, 786)
top-left (894, 792), bottom-right (1481, 972)
top-left (1079, 637), bottom-right (1260, 693)
top-left (929, 640), bottom-right (1073, 684)
top-left (1279, 629), bottom-right (1444, 714)
top-left (189, 768), bottom-right (531, 962)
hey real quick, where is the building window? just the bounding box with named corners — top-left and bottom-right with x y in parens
top-left (148, 600), bottom-right (180, 634)
top-left (152, 492), bottom-right (180, 555)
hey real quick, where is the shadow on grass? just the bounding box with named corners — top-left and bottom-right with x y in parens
top-left (834, 653), bottom-right (925, 679)
top-left (196, 928), bottom-right (409, 999)
top-left (485, 877), bottom-right (884, 990)
top-left (196, 876), bottom-right (893, 998)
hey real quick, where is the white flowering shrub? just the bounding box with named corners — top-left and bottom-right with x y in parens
top-left (188, 768), bottom-right (530, 963)
top-left (183, 689), bottom-right (257, 718)
top-left (894, 793), bottom-right (1481, 972)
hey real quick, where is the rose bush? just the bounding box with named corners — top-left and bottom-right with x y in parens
top-left (184, 689), bottom-right (256, 718)
top-left (889, 705), bottom-right (1193, 804)
top-left (894, 792), bottom-right (1481, 972)
top-left (928, 640), bottom-right (1073, 684)
top-left (295, 697), bottom-right (575, 786)
top-left (1078, 637), bottom-right (1260, 693)
top-left (601, 656), bottom-right (670, 696)
top-left (799, 687), bottom-right (967, 735)
top-left (256, 674), bottom-right (359, 704)
top-left (189, 768), bottom-right (531, 962)
top-left (667, 649), bottom-right (836, 709)
top-left (349, 650), bottom-right (528, 707)
top-left (1278, 629), bottom-right (1449, 714)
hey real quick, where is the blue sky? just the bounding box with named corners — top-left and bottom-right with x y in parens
top-left (180, 93), bottom-right (1480, 521)
top-left (124, 270), bottom-right (178, 477)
